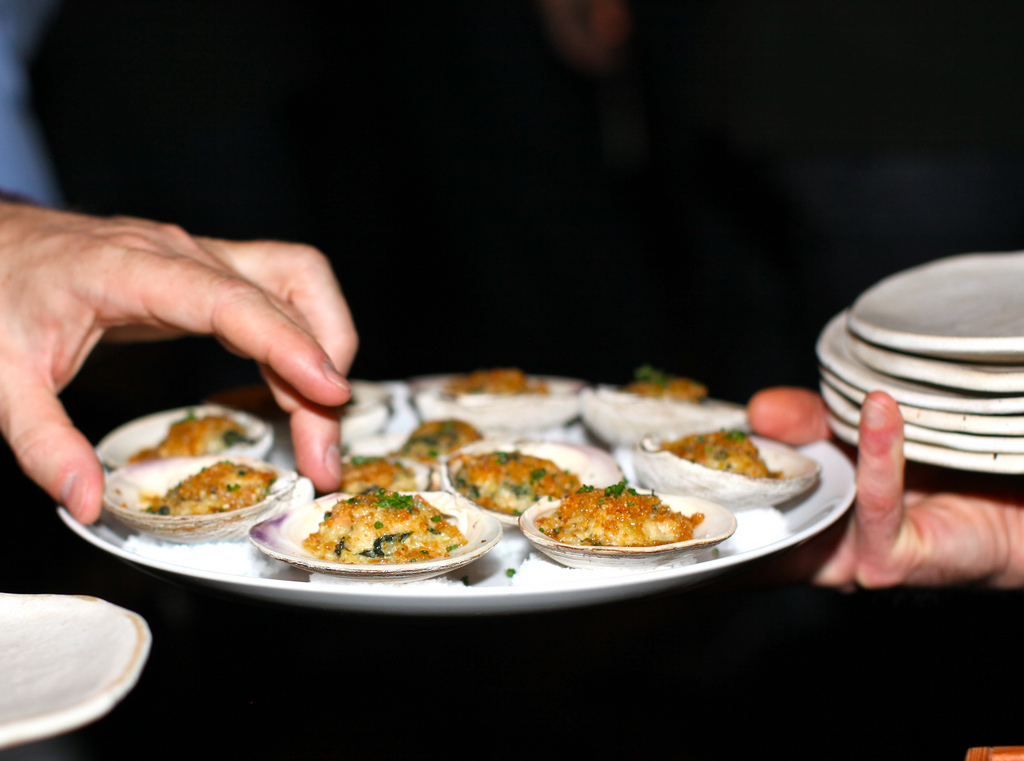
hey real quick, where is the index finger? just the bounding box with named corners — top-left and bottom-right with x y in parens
top-left (91, 247), bottom-right (351, 409)
top-left (197, 238), bottom-right (359, 376)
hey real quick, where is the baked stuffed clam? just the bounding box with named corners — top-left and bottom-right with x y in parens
top-left (519, 481), bottom-right (736, 569)
top-left (580, 366), bottom-right (748, 447)
top-left (440, 439), bottom-right (623, 526)
top-left (340, 454), bottom-right (432, 494)
top-left (249, 490), bottom-right (502, 582)
top-left (632, 431), bottom-right (821, 509)
top-left (410, 369), bottom-right (584, 434)
top-left (102, 454), bottom-right (307, 543)
top-left (96, 404), bottom-right (273, 471)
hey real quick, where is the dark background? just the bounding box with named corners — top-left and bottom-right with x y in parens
top-left (4, 2), bottom-right (1024, 758)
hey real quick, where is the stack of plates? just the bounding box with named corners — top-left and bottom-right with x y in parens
top-left (815, 251), bottom-right (1024, 473)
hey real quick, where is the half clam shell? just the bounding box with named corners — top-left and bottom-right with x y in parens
top-left (96, 404), bottom-right (273, 471)
top-left (248, 491), bottom-right (502, 582)
top-left (102, 455), bottom-right (306, 543)
top-left (410, 374), bottom-right (585, 433)
top-left (580, 385), bottom-right (749, 447)
top-left (341, 380), bottom-right (392, 442)
top-left (632, 434), bottom-right (821, 509)
top-left (519, 493), bottom-right (736, 570)
top-left (440, 439), bottom-right (624, 526)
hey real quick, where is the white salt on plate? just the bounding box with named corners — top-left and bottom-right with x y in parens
top-left (122, 535), bottom-right (279, 577)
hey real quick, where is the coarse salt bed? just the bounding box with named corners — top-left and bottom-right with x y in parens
top-left (122, 535), bottom-right (279, 577)
top-left (718, 506), bottom-right (788, 553)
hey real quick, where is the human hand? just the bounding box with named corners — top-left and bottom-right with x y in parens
top-left (535, 0), bottom-right (632, 74)
top-left (748, 387), bottom-right (1024, 589)
top-left (0, 201), bottom-right (358, 523)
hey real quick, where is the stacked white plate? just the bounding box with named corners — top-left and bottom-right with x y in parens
top-left (815, 251), bottom-right (1024, 473)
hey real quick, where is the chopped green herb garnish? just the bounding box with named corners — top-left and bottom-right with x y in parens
top-left (634, 364), bottom-right (671, 387)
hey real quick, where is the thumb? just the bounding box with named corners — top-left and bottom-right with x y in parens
top-left (1, 367), bottom-right (105, 523)
top-left (747, 386), bottom-right (831, 445)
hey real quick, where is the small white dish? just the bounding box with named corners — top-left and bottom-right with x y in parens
top-left (816, 310), bottom-right (1024, 414)
top-left (821, 380), bottom-right (1024, 454)
top-left (519, 493), bottom-right (736, 570)
top-left (409, 373), bottom-right (585, 433)
top-left (847, 330), bottom-right (1024, 394)
top-left (848, 250), bottom-right (1024, 362)
top-left (632, 434), bottom-right (821, 509)
top-left (580, 385), bottom-right (749, 447)
top-left (96, 404), bottom-right (273, 470)
top-left (103, 455), bottom-right (307, 543)
top-left (820, 367), bottom-right (1024, 435)
top-left (249, 491), bottom-right (502, 582)
top-left (0, 593), bottom-right (150, 750)
top-left (440, 438), bottom-right (624, 526)
top-left (825, 413), bottom-right (1024, 474)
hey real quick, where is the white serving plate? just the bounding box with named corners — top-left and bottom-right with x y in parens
top-left (58, 382), bottom-right (855, 616)
top-left (848, 251), bottom-right (1024, 362)
top-left (816, 311), bottom-right (1024, 414)
top-left (0, 593), bottom-right (150, 749)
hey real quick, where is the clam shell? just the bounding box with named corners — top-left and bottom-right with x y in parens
top-left (409, 374), bottom-right (585, 433)
top-left (440, 438), bottom-right (624, 526)
top-left (519, 493), bottom-right (736, 570)
top-left (102, 455), bottom-right (307, 543)
top-left (248, 491), bottom-right (502, 582)
top-left (96, 404), bottom-right (273, 471)
top-left (341, 453), bottom-right (432, 492)
top-left (580, 386), bottom-right (749, 447)
top-left (632, 435), bottom-right (821, 509)
top-left (344, 432), bottom-right (446, 489)
top-left (341, 380), bottom-right (392, 441)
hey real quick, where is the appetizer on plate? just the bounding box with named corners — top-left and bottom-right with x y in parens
top-left (102, 455), bottom-right (308, 543)
top-left (580, 365), bottom-right (749, 447)
top-left (534, 480), bottom-right (705, 547)
top-left (303, 490), bottom-right (467, 564)
top-left (340, 455), bottom-right (431, 494)
top-left (519, 481), bottom-right (736, 569)
top-left (633, 431), bottom-right (820, 509)
top-left (96, 404), bottom-right (273, 470)
top-left (393, 419), bottom-right (484, 465)
top-left (410, 368), bottom-right (584, 433)
top-left (344, 419), bottom-right (486, 490)
top-left (249, 490), bottom-right (502, 582)
top-left (440, 439), bottom-right (623, 526)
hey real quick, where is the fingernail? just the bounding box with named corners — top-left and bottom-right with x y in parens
top-left (323, 441), bottom-right (342, 485)
top-left (322, 359), bottom-right (350, 392)
top-left (59, 472), bottom-right (84, 519)
top-left (861, 395), bottom-right (887, 431)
